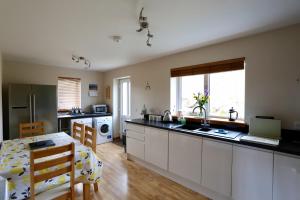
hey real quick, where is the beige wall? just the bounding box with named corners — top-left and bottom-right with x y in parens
top-left (3, 61), bottom-right (104, 111)
top-left (104, 24), bottom-right (300, 136)
top-left (0, 52), bottom-right (3, 141)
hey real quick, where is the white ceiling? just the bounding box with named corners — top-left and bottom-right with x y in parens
top-left (0, 0), bottom-right (300, 71)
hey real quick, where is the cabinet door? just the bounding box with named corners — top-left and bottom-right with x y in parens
top-left (202, 139), bottom-right (232, 197)
top-left (169, 131), bottom-right (202, 184)
top-left (145, 127), bottom-right (168, 170)
top-left (127, 137), bottom-right (145, 160)
top-left (273, 153), bottom-right (300, 200)
top-left (232, 145), bottom-right (273, 200)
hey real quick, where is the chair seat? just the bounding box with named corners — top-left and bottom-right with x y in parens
top-left (35, 182), bottom-right (70, 200)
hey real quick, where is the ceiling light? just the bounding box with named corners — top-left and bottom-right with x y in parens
top-left (72, 55), bottom-right (91, 69)
top-left (111, 35), bottom-right (122, 43)
top-left (136, 7), bottom-right (154, 47)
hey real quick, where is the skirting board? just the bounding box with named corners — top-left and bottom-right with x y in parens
top-left (127, 154), bottom-right (232, 200)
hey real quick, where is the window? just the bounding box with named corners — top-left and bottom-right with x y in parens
top-left (171, 70), bottom-right (245, 119)
top-left (57, 77), bottom-right (81, 111)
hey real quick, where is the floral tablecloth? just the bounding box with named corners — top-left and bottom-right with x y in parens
top-left (0, 132), bottom-right (103, 200)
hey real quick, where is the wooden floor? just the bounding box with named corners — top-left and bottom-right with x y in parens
top-left (76, 142), bottom-right (209, 200)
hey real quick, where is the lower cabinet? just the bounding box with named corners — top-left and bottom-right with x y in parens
top-left (232, 145), bottom-right (273, 200)
top-left (127, 137), bottom-right (145, 160)
top-left (169, 131), bottom-right (202, 184)
top-left (273, 153), bottom-right (300, 200)
top-left (145, 127), bottom-right (169, 170)
top-left (201, 139), bottom-right (232, 197)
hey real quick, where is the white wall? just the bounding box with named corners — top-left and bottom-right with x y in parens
top-left (0, 52), bottom-right (3, 142)
top-left (104, 24), bottom-right (300, 137)
top-left (3, 61), bottom-right (104, 111)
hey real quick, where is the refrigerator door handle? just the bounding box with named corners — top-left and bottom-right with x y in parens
top-left (33, 94), bottom-right (36, 122)
top-left (29, 94), bottom-right (32, 123)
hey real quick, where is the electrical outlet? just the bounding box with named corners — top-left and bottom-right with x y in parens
top-left (294, 121), bottom-right (300, 130)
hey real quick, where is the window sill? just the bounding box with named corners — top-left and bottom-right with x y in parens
top-left (173, 115), bottom-right (248, 129)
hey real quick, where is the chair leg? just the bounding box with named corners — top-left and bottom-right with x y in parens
top-left (93, 183), bottom-right (99, 192)
top-left (83, 183), bottom-right (90, 200)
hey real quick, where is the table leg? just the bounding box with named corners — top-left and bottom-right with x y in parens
top-left (83, 183), bottom-right (90, 200)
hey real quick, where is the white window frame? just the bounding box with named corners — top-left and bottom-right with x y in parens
top-left (172, 72), bottom-right (245, 120)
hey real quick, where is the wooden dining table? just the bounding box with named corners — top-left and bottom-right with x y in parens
top-left (0, 132), bottom-right (103, 200)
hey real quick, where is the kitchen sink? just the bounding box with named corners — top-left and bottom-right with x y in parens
top-left (198, 127), bottom-right (212, 132)
top-left (174, 124), bottom-right (202, 131)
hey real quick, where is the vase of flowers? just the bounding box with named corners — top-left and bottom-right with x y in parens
top-left (192, 90), bottom-right (209, 117)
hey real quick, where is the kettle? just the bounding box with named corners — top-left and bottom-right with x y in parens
top-left (163, 110), bottom-right (172, 122)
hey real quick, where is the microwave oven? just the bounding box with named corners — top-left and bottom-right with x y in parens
top-left (92, 104), bottom-right (108, 114)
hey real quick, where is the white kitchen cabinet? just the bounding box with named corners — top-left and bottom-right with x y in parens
top-left (169, 131), bottom-right (202, 184)
top-left (145, 127), bottom-right (169, 170)
top-left (232, 145), bottom-right (273, 200)
top-left (127, 137), bottom-right (145, 160)
top-left (273, 153), bottom-right (300, 200)
top-left (201, 138), bottom-right (232, 197)
top-left (126, 123), bottom-right (145, 160)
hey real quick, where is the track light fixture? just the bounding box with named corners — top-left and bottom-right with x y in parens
top-left (136, 7), bottom-right (154, 47)
top-left (72, 55), bottom-right (91, 69)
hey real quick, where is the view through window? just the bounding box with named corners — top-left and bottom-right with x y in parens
top-left (171, 70), bottom-right (245, 119)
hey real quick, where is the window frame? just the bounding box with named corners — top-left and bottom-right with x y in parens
top-left (172, 71), bottom-right (245, 120)
top-left (57, 77), bottom-right (82, 112)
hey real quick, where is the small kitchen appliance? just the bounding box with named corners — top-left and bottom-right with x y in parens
top-left (229, 107), bottom-right (238, 121)
top-left (92, 104), bottom-right (108, 114)
top-left (163, 110), bottom-right (172, 122)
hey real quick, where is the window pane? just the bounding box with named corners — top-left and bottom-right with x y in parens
top-left (122, 82), bottom-right (128, 115)
top-left (209, 70), bottom-right (245, 118)
top-left (181, 75), bottom-right (204, 114)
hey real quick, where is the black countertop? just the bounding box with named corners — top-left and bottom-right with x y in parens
top-left (58, 113), bottom-right (112, 119)
top-left (126, 119), bottom-right (300, 157)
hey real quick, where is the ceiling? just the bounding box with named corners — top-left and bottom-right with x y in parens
top-left (0, 0), bottom-right (300, 71)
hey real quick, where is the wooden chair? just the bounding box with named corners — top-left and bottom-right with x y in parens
top-left (84, 126), bottom-right (98, 192)
top-left (72, 122), bottom-right (85, 143)
top-left (30, 143), bottom-right (75, 200)
top-left (20, 121), bottom-right (45, 138)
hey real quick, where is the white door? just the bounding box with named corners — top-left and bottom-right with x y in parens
top-left (202, 138), bottom-right (232, 197)
top-left (273, 153), bottom-right (300, 200)
top-left (169, 131), bottom-right (202, 184)
top-left (232, 145), bottom-right (273, 200)
top-left (119, 78), bottom-right (131, 137)
top-left (145, 127), bottom-right (169, 170)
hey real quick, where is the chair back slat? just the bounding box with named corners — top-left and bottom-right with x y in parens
top-left (72, 122), bottom-right (85, 143)
top-left (30, 143), bottom-right (75, 200)
top-left (20, 121), bottom-right (45, 138)
top-left (84, 126), bottom-right (97, 153)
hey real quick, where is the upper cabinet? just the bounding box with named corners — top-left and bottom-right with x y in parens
top-left (169, 131), bottom-right (202, 184)
top-left (202, 138), bottom-right (232, 197)
top-left (273, 153), bottom-right (300, 200)
top-left (232, 145), bottom-right (273, 200)
top-left (145, 127), bottom-right (169, 170)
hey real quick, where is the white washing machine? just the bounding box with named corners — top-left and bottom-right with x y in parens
top-left (70, 118), bottom-right (93, 135)
top-left (93, 116), bottom-right (113, 144)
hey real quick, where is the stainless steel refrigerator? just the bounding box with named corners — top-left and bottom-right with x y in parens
top-left (8, 84), bottom-right (57, 139)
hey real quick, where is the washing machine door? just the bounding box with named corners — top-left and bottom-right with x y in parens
top-left (98, 123), bottom-right (110, 136)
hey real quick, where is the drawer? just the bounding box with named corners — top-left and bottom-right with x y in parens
top-left (127, 130), bottom-right (145, 141)
top-left (127, 137), bottom-right (145, 160)
top-left (126, 123), bottom-right (145, 133)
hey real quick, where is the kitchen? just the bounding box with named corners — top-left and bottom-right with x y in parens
top-left (0, 1), bottom-right (300, 200)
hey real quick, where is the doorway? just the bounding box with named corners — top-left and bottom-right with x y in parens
top-left (119, 78), bottom-right (131, 138)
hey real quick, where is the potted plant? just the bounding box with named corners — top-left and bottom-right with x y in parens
top-left (192, 90), bottom-right (209, 117)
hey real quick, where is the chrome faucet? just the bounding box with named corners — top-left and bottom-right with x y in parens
top-left (192, 106), bottom-right (209, 127)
